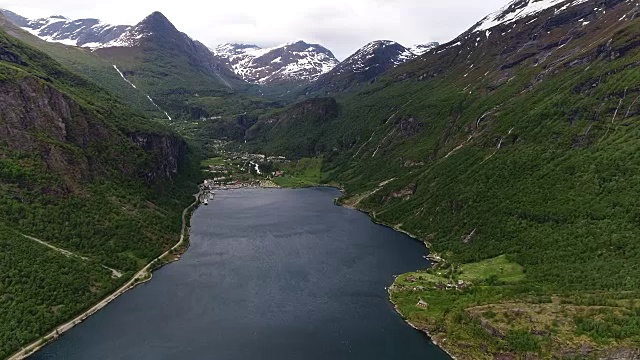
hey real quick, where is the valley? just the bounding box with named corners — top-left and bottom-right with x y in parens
top-left (28, 188), bottom-right (451, 360)
top-left (3, 0), bottom-right (640, 359)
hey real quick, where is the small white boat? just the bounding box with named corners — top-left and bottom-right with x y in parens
top-left (204, 199), bottom-right (209, 206)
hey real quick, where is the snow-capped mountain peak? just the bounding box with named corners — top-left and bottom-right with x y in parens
top-left (0, 9), bottom-right (187, 50)
top-left (473, 0), bottom-right (589, 31)
top-left (337, 40), bottom-right (418, 74)
top-left (306, 39), bottom-right (439, 94)
top-left (213, 41), bottom-right (340, 85)
top-left (96, 11), bottom-right (184, 49)
top-left (0, 9), bottom-right (130, 48)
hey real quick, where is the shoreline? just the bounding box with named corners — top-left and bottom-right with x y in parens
top-left (370, 213), bottom-right (459, 360)
top-left (183, 184), bottom-right (458, 359)
top-left (7, 192), bottom-right (201, 360)
top-left (387, 289), bottom-right (459, 360)
top-left (336, 190), bottom-right (459, 360)
top-left (9, 184), bottom-right (454, 360)
top-left (205, 184), bottom-right (456, 358)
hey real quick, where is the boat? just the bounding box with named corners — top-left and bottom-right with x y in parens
top-left (204, 199), bottom-right (209, 206)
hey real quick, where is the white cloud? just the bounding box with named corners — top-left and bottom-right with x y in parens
top-left (0, 0), bottom-right (509, 59)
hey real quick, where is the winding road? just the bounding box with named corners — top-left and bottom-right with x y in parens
top-left (20, 234), bottom-right (123, 279)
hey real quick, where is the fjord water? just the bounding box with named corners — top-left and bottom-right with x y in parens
top-left (32, 188), bottom-right (450, 360)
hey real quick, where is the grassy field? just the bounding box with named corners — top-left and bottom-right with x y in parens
top-left (272, 157), bottom-right (326, 188)
top-left (394, 255), bottom-right (524, 288)
top-left (390, 255), bottom-right (640, 359)
top-left (458, 255), bottom-right (525, 284)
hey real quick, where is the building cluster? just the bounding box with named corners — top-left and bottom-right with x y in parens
top-left (404, 275), bottom-right (469, 292)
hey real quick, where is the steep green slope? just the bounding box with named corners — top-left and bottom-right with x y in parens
top-left (0, 27), bottom-right (200, 358)
top-left (93, 12), bottom-right (253, 120)
top-left (247, 0), bottom-right (640, 358)
top-left (246, 97), bottom-right (340, 157)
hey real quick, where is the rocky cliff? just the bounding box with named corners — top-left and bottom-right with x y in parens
top-left (129, 132), bottom-right (189, 184)
top-left (0, 26), bottom-right (191, 193)
top-left (0, 77), bottom-right (189, 191)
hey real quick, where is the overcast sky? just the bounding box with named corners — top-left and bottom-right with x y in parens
top-left (1, 0), bottom-right (509, 59)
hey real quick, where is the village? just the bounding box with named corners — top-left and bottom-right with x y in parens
top-left (198, 148), bottom-right (292, 204)
top-left (396, 274), bottom-right (470, 292)
top-left (198, 140), bottom-right (325, 199)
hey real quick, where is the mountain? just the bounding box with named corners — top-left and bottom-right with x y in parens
top-left (0, 10), bottom-right (252, 121)
top-left (95, 11), bottom-right (168, 49)
top-left (247, 0), bottom-right (640, 358)
top-left (0, 9), bottom-right (129, 47)
top-left (0, 9), bottom-right (337, 88)
top-left (213, 41), bottom-right (339, 85)
top-left (306, 40), bottom-right (438, 94)
top-left (91, 11), bottom-right (248, 118)
top-left (0, 11), bottom-right (270, 122)
top-left (0, 24), bottom-right (199, 359)
top-left (0, 12), bottom-right (170, 120)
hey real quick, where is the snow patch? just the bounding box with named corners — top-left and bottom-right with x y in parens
top-left (473, 0), bottom-right (590, 32)
top-left (409, 42), bottom-right (439, 56)
top-left (98, 26), bottom-right (150, 48)
top-left (18, 15), bottom-right (129, 48)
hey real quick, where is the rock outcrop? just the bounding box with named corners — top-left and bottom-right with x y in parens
top-left (0, 77), bottom-right (188, 192)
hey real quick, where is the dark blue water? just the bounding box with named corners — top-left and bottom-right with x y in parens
top-left (32, 188), bottom-right (450, 360)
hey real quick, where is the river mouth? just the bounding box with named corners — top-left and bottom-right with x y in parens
top-left (31, 188), bottom-right (450, 360)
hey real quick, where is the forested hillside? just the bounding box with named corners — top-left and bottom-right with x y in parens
top-left (0, 26), bottom-right (200, 358)
top-left (246, 0), bottom-right (640, 358)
